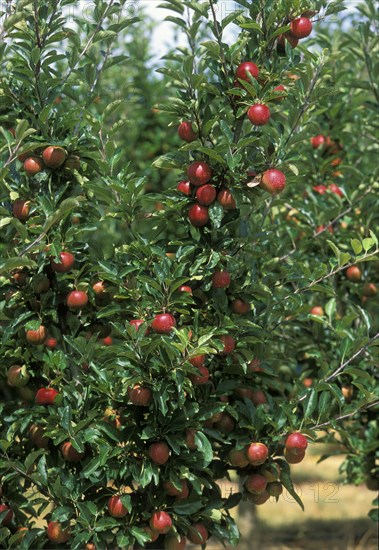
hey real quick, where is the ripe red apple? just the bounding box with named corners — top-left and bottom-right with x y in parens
top-left (229, 448), bottom-right (249, 468)
top-left (219, 334), bottom-right (236, 355)
top-left (346, 265), bottom-right (361, 282)
top-left (29, 424), bottom-right (49, 449)
top-left (188, 204), bottom-right (209, 226)
top-left (212, 270), bottom-right (231, 289)
top-left (24, 156), bottom-right (44, 175)
top-left (163, 479), bottom-right (189, 499)
top-left (247, 488), bottom-right (270, 505)
top-left (185, 429), bottom-right (198, 450)
top-left (165, 534), bottom-right (187, 550)
top-left (11, 269), bottom-right (29, 286)
top-left (214, 413), bottom-right (235, 433)
top-left (328, 183), bottom-right (343, 198)
top-left (187, 161), bottom-right (212, 186)
top-left (42, 146), bottom-right (67, 168)
top-left (195, 184), bottom-right (216, 206)
top-left (7, 365), bottom-right (30, 387)
top-left (0, 504), bottom-right (14, 526)
top-left (260, 169), bottom-right (286, 195)
top-left (290, 17), bottom-right (312, 39)
top-left (284, 448), bottom-right (305, 464)
top-left (231, 298), bottom-right (250, 314)
top-left (67, 290), bottom-right (88, 310)
top-left (129, 385), bottom-right (152, 406)
top-left (217, 187), bottom-right (236, 209)
top-left (284, 32), bottom-right (299, 48)
top-left (92, 281), bottom-right (106, 295)
top-left (108, 495), bottom-right (129, 518)
top-left (178, 285), bottom-right (192, 293)
top-left (303, 377), bottom-right (313, 388)
top-left (177, 180), bottom-right (191, 195)
top-left (246, 442), bottom-right (269, 466)
top-left (178, 121), bottom-right (198, 143)
top-left (310, 306), bottom-right (324, 316)
top-left (47, 521), bottom-right (70, 543)
top-left (248, 358), bottom-right (263, 372)
top-left (362, 282), bottom-right (377, 297)
top-left (187, 523), bottom-right (208, 545)
top-left (129, 319), bottom-right (149, 334)
top-left (50, 251), bottom-right (75, 273)
top-left (273, 84), bottom-right (286, 99)
top-left (251, 390), bottom-right (267, 406)
top-left (35, 388), bottom-right (59, 405)
top-left (26, 325), bottom-right (47, 345)
top-left (189, 365), bottom-right (210, 385)
top-left (45, 337), bottom-right (58, 350)
top-left (235, 61), bottom-right (259, 82)
top-left (151, 313), bottom-right (176, 334)
top-left (150, 511), bottom-right (172, 534)
top-left (316, 224), bottom-right (334, 235)
top-left (313, 184), bottom-right (328, 194)
top-left (285, 432), bottom-right (308, 455)
top-left (247, 104), bottom-right (271, 126)
top-left (148, 442), bottom-right (170, 465)
top-left (189, 355), bottom-right (206, 367)
top-left (12, 199), bottom-right (30, 221)
top-left (102, 335), bottom-right (113, 346)
top-left (245, 473), bottom-right (267, 494)
top-left (61, 441), bottom-right (85, 462)
top-left (311, 134), bottom-right (325, 148)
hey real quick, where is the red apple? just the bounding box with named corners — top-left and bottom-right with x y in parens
top-left (247, 488), bottom-right (270, 504)
top-left (12, 199), bottom-right (30, 221)
top-left (129, 385), bottom-right (152, 406)
top-left (248, 358), bottom-right (263, 372)
top-left (273, 84), bottom-right (286, 99)
top-left (47, 521), bottom-right (70, 543)
top-left (163, 480), bottom-right (189, 499)
top-left (212, 270), bottom-right (231, 289)
top-left (284, 32), bottom-right (299, 48)
top-left (26, 325), bottom-right (47, 345)
top-left (246, 442), bottom-right (269, 466)
top-left (362, 282), bottom-right (377, 297)
top-left (229, 448), bottom-right (249, 468)
top-left (189, 355), bottom-right (206, 367)
top-left (187, 161), bottom-right (212, 186)
top-left (185, 429), bottom-right (198, 450)
top-left (144, 526), bottom-right (159, 542)
top-left (24, 156), bottom-right (44, 175)
top-left (42, 146), bottom-right (67, 168)
top-left (284, 448), bottom-right (305, 464)
top-left (108, 495), bottom-right (129, 518)
top-left (102, 335), bottom-right (113, 346)
top-left (92, 281), bottom-right (106, 295)
top-left (313, 184), bottom-right (328, 194)
top-left (311, 134), bottom-right (325, 148)
top-left (35, 388), bottom-right (59, 405)
top-left (67, 290), bottom-right (88, 310)
top-left (260, 169), bottom-right (286, 195)
top-left (187, 522), bottom-right (208, 545)
top-left (151, 313), bottom-right (176, 334)
top-left (177, 180), bottom-right (191, 195)
top-left (178, 121), bottom-right (197, 143)
top-left (188, 204), bottom-right (209, 226)
top-left (217, 187), bottom-right (236, 209)
top-left (45, 337), bottom-right (57, 350)
top-left (285, 432), bottom-right (308, 455)
top-left (245, 473), bottom-right (267, 494)
top-left (50, 251), bottom-right (75, 273)
top-left (346, 266), bottom-right (361, 282)
top-left (219, 334), bottom-right (236, 355)
top-left (148, 442), bottom-right (170, 465)
top-left (130, 319), bottom-right (149, 334)
top-left (214, 413), bottom-right (235, 433)
top-left (150, 511), bottom-right (172, 534)
top-left (310, 306), bottom-right (324, 316)
top-left (329, 183), bottom-right (343, 198)
top-left (61, 441), bottom-right (85, 462)
top-left (290, 17), bottom-right (313, 39)
top-left (195, 184), bottom-right (216, 206)
top-left (247, 104), bottom-right (271, 126)
top-left (29, 424), bottom-right (49, 449)
top-left (231, 299), bottom-right (250, 314)
top-left (7, 365), bottom-right (30, 387)
top-left (252, 390), bottom-right (267, 406)
top-left (235, 61), bottom-right (259, 82)
top-left (0, 504), bottom-right (13, 526)
top-left (189, 365), bottom-right (210, 385)
top-left (178, 285), bottom-right (192, 293)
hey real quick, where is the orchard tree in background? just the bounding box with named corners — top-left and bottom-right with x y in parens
top-left (0, 1), bottom-right (378, 549)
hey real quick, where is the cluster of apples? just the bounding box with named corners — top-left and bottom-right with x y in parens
top-left (278, 14), bottom-right (314, 49)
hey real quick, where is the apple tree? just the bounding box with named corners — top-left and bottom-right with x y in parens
top-left (0, 0), bottom-right (378, 548)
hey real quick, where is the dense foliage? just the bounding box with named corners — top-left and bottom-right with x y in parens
top-left (0, 0), bottom-right (378, 548)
